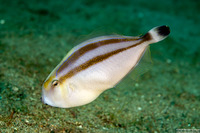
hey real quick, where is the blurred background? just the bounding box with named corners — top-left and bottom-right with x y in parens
top-left (0, 0), bottom-right (199, 132)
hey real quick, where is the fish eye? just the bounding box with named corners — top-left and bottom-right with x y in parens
top-left (52, 80), bottom-right (59, 87)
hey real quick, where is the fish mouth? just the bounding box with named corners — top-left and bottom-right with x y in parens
top-left (41, 93), bottom-right (55, 107)
top-left (41, 87), bottom-right (55, 106)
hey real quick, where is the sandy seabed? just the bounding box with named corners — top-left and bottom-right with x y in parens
top-left (0, 0), bottom-right (199, 132)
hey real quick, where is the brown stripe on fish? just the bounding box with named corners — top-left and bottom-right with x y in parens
top-left (142, 33), bottom-right (152, 41)
top-left (56, 37), bottom-right (140, 75)
top-left (59, 34), bottom-right (152, 83)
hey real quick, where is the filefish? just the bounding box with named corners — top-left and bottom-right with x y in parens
top-left (42, 25), bottom-right (170, 108)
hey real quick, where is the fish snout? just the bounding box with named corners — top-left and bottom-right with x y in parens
top-left (40, 97), bottom-right (48, 105)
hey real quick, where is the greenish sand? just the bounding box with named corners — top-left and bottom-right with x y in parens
top-left (0, 0), bottom-right (199, 132)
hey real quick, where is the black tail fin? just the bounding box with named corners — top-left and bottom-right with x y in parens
top-left (145, 25), bottom-right (170, 43)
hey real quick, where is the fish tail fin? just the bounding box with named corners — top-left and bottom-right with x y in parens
top-left (143, 25), bottom-right (170, 43)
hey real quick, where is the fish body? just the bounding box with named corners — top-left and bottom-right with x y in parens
top-left (42, 26), bottom-right (170, 108)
